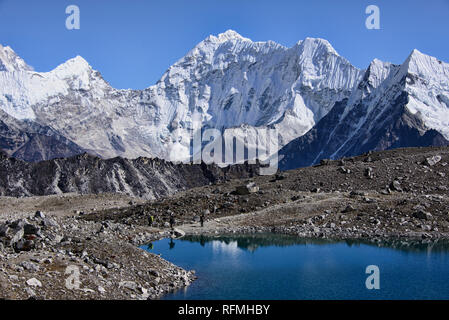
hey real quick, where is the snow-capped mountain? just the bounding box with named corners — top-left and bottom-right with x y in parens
top-left (1, 32), bottom-right (448, 168)
top-left (0, 45), bottom-right (32, 73)
top-left (0, 31), bottom-right (362, 162)
top-left (279, 49), bottom-right (449, 170)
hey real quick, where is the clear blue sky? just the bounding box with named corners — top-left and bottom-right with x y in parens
top-left (1, 0), bottom-right (448, 89)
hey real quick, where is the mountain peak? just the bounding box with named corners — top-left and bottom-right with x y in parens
top-left (216, 29), bottom-right (249, 42)
top-left (405, 48), bottom-right (429, 65)
top-left (52, 55), bottom-right (92, 76)
top-left (296, 37), bottom-right (339, 56)
top-left (188, 30), bottom-right (253, 56)
top-left (402, 48), bottom-right (449, 78)
top-left (0, 44), bottom-right (33, 72)
top-left (67, 55), bottom-right (90, 68)
top-left (362, 58), bottom-right (397, 89)
top-left (409, 48), bottom-right (424, 58)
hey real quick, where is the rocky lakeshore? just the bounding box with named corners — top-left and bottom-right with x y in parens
top-left (0, 196), bottom-right (196, 300)
top-left (1, 146), bottom-right (449, 299)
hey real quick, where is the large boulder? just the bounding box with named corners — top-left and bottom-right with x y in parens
top-left (34, 211), bottom-right (45, 219)
top-left (0, 224), bottom-right (9, 237)
top-left (172, 228), bottom-right (186, 238)
top-left (424, 155), bottom-right (442, 166)
top-left (26, 278), bottom-right (42, 288)
top-left (365, 167), bottom-right (374, 179)
top-left (10, 219), bottom-right (26, 230)
top-left (390, 180), bottom-right (403, 192)
top-left (235, 182), bottom-right (259, 195)
top-left (119, 281), bottom-right (138, 292)
top-left (14, 239), bottom-right (34, 252)
top-left (9, 227), bottom-right (24, 246)
top-left (41, 217), bottom-right (58, 228)
top-left (24, 223), bottom-right (40, 235)
top-left (413, 210), bottom-right (433, 220)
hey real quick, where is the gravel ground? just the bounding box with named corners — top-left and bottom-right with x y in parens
top-left (0, 194), bottom-right (194, 300)
top-left (89, 146), bottom-right (449, 242)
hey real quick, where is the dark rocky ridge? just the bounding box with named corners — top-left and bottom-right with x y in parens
top-left (0, 152), bottom-right (260, 199)
top-left (279, 90), bottom-right (449, 171)
top-left (0, 109), bottom-right (86, 161)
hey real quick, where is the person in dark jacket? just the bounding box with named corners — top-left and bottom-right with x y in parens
top-left (169, 215), bottom-right (175, 229)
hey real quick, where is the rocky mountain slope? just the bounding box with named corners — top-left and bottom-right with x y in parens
top-left (279, 51), bottom-right (449, 170)
top-left (0, 109), bottom-right (85, 161)
top-left (0, 151), bottom-right (259, 199)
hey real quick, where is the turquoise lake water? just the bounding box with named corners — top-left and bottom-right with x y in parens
top-left (141, 234), bottom-right (449, 300)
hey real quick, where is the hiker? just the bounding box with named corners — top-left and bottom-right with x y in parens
top-left (169, 215), bottom-right (175, 229)
top-left (147, 215), bottom-right (154, 227)
top-left (200, 214), bottom-right (204, 227)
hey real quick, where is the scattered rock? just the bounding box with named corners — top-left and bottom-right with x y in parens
top-left (424, 155), bottom-right (442, 166)
top-left (14, 239), bottom-right (35, 252)
top-left (81, 288), bottom-right (95, 294)
top-left (275, 173), bottom-right (286, 181)
top-left (41, 218), bottom-right (58, 228)
top-left (338, 167), bottom-right (351, 174)
top-left (26, 278), bottom-right (42, 287)
top-left (350, 190), bottom-right (366, 197)
top-left (413, 210), bottom-right (433, 220)
top-left (34, 211), bottom-right (45, 219)
top-left (20, 261), bottom-right (39, 272)
top-left (390, 180), bottom-right (403, 192)
top-left (10, 219), bottom-right (26, 230)
top-left (342, 205), bottom-right (355, 213)
top-left (24, 224), bottom-right (40, 235)
top-left (365, 167), bottom-right (374, 179)
top-left (148, 269), bottom-right (161, 278)
top-left (235, 182), bottom-right (259, 195)
top-left (119, 281), bottom-right (138, 292)
top-left (10, 227), bottom-right (25, 246)
top-left (25, 287), bottom-right (36, 298)
top-left (172, 228), bottom-right (186, 238)
top-left (0, 224), bottom-right (8, 237)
